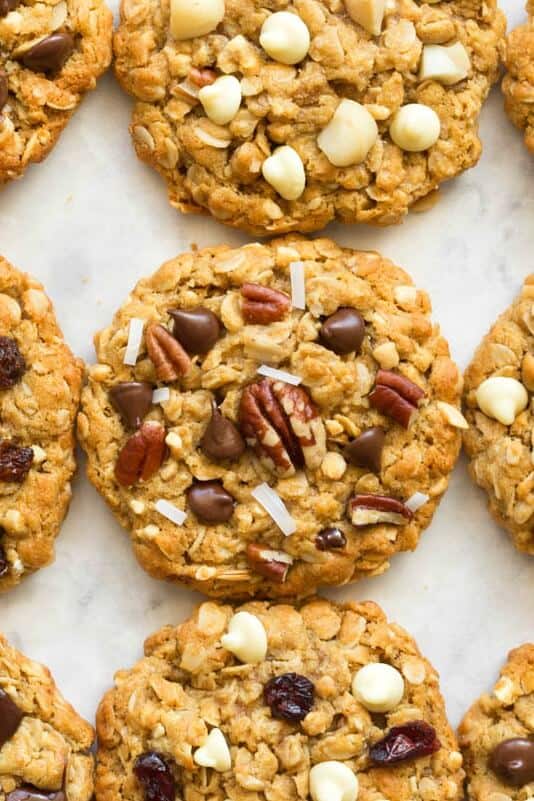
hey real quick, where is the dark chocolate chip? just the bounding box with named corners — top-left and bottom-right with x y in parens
top-left (168, 307), bottom-right (222, 355)
top-left (0, 688), bottom-right (23, 748)
top-left (489, 738), bottom-right (534, 786)
top-left (344, 427), bottom-right (385, 474)
top-left (319, 308), bottom-right (365, 355)
top-left (20, 33), bottom-right (75, 74)
top-left (199, 401), bottom-right (245, 462)
top-left (7, 788), bottom-right (65, 801)
top-left (0, 71), bottom-right (8, 112)
top-left (315, 527), bottom-right (346, 551)
top-left (0, 541), bottom-right (8, 579)
top-left (110, 382), bottom-right (153, 429)
top-left (0, 0), bottom-right (19, 18)
top-left (187, 480), bottom-right (234, 523)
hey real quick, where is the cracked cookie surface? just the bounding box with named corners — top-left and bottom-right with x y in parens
top-left (113, 0), bottom-right (504, 235)
top-left (96, 597), bottom-right (465, 801)
top-left (463, 275), bottom-right (534, 556)
top-left (0, 256), bottom-right (83, 591)
top-left (78, 236), bottom-right (463, 599)
top-left (503, 1), bottom-right (534, 154)
top-left (0, 0), bottom-right (112, 185)
top-left (458, 644), bottom-right (534, 801)
top-left (0, 632), bottom-right (94, 801)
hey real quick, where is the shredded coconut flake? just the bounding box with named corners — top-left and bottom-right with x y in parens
top-left (251, 483), bottom-right (296, 536)
top-left (153, 387), bottom-right (170, 404)
top-left (405, 492), bottom-right (430, 513)
top-left (257, 365), bottom-right (302, 385)
top-left (194, 128), bottom-right (231, 148)
top-left (155, 499), bottom-right (187, 526)
top-left (290, 261), bottom-right (306, 310)
top-left (260, 548), bottom-right (293, 565)
top-left (124, 318), bottom-right (145, 366)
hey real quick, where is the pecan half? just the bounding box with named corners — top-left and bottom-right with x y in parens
top-left (145, 324), bottom-right (191, 382)
top-left (369, 370), bottom-right (425, 429)
top-left (246, 543), bottom-right (293, 582)
top-left (349, 494), bottom-right (413, 526)
top-left (375, 370), bottom-right (425, 405)
top-left (239, 378), bottom-right (326, 476)
top-left (115, 421), bottom-right (166, 487)
top-left (241, 283), bottom-right (291, 324)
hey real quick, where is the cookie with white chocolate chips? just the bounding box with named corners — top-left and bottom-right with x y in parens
top-left (503, 1), bottom-right (534, 154)
top-left (113, 0), bottom-right (504, 235)
top-left (0, 0), bottom-right (112, 185)
top-left (458, 644), bottom-right (534, 801)
top-left (78, 236), bottom-right (463, 598)
top-left (463, 275), bottom-right (534, 555)
top-left (0, 256), bottom-right (83, 591)
top-left (96, 598), bottom-right (465, 801)
top-left (0, 632), bottom-right (95, 801)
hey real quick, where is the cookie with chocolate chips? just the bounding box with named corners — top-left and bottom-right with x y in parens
top-left (96, 598), bottom-right (465, 801)
top-left (458, 644), bottom-right (534, 801)
top-left (0, 632), bottom-right (94, 801)
top-left (0, 256), bottom-right (83, 591)
top-left (78, 236), bottom-right (463, 598)
top-left (0, 0), bottom-right (112, 185)
top-left (503, 1), bottom-right (534, 153)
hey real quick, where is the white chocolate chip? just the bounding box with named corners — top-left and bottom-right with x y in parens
top-left (193, 728), bottom-right (232, 772)
top-left (419, 42), bottom-right (470, 85)
top-left (309, 761), bottom-right (359, 801)
top-left (352, 663), bottom-right (404, 712)
top-left (475, 377), bottom-right (528, 426)
top-left (317, 100), bottom-right (378, 167)
top-left (493, 675), bottom-right (516, 705)
top-left (343, 0), bottom-right (385, 35)
top-left (259, 11), bottom-right (310, 65)
top-left (199, 75), bottom-right (242, 125)
top-left (170, 0), bottom-right (225, 40)
top-left (221, 611), bottom-right (268, 663)
top-left (389, 104), bottom-right (441, 152)
top-left (262, 146), bottom-right (305, 200)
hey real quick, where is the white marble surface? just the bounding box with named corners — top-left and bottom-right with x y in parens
top-left (0, 0), bottom-right (532, 735)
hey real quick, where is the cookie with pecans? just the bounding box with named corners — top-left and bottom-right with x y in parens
top-left (78, 236), bottom-right (464, 598)
top-left (503, 1), bottom-right (534, 154)
top-left (113, 0), bottom-right (504, 235)
top-left (0, 0), bottom-right (112, 185)
top-left (463, 275), bottom-right (534, 555)
top-left (0, 631), bottom-right (95, 801)
top-left (458, 644), bottom-right (534, 801)
top-left (96, 597), bottom-right (465, 801)
top-left (0, 256), bottom-right (83, 591)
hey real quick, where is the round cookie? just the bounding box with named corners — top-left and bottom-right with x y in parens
top-left (463, 275), bottom-right (534, 555)
top-left (503, 1), bottom-right (534, 154)
top-left (458, 644), bottom-right (534, 801)
top-left (0, 0), bottom-right (112, 185)
top-left (0, 256), bottom-right (83, 591)
top-left (113, 0), bottom-right (505, 235)
top-left (96, 598), bottom-right (465, 801)
top-left (78, 236), bottom-right (464, 599)
top-left (0, 631), bottom-right (94, 801)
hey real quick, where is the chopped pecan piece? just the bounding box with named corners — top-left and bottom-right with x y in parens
top-left (145, 324), bottom-right (191, 382)
top-left (369, 370), bottom-right (425, 429)
top-left (115, 422), bottom-right (166, 487)
top-left (349, 494), bottom-right (413, 526)
top-left (241, 283), bottom-right (291, 324)
top-left (0, 441), bottom-right (33, 483)
top-left (189, 67), bottom-right (217, 87)
top-left (246, 543), bottom-right (293, 582)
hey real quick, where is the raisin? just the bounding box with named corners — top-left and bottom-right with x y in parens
top-left (134, 752), bottom-right (176, 801)
top-left (0, 441), bottom-right (33, 483)
top-left (264, 673), bottom-right (315, 722)
top-left (0, 337), bottom-right (25, 389)
top-left (369, 720), bottom-right (440, 765)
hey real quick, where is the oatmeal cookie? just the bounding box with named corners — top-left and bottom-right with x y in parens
top-left (113, 0), bottom-right (504, 235)
top-left (0, 0), bottom-right (112, 185)
top-left (0, 256), bottom-right (83, 591)
top-left (96, 598), bottom-right (465, 801)
top-left (503, 1), bottom-right (534, 154)
top-left (463, 275), bottom-right (534, 555)
top-left (458, 644), bottom-right (534, 801)
top-left (0, 632), bottom-right (94, 801)
top-left (78, 236), bottom-right (463, 599)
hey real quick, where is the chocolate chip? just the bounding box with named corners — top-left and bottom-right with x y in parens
top-left (109, 382), bottom-right (153, 429)
top-left (187, 480), bottom-right (234, 523)
top-left (0, 688), bottom-right (23, 748)
top-left (0, 71), bottom-right (8, 112)
top-left (200, 401), bottom-right (245, 462)
top-left (168, 307), bottom-right (222, 355)
top-left (319, 308), bottom-right (365, 355)
top-left (0, 0), bottom-right (19, 18)
top-left (344, 427), bottom-right (385, 474)
top-left (7, 788), bottom-right (65, 801)
top-left (315, 527), bottom-right (346, 551)
top-left (20, 33), bottom-right (75, 74)
top-left (489, 738), bottom-right (534, 786)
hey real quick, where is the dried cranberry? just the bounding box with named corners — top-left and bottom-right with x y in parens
top-left (369, 720), bottom-right (440, 765)
top-left (264, 673), bottom-right (315, 722)
top-left (134, 751), bottom-right (176, 801)
top-left (0, 337), bottom-right (25, 389)
top-left (0, 441), bottom-right (33, 483)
